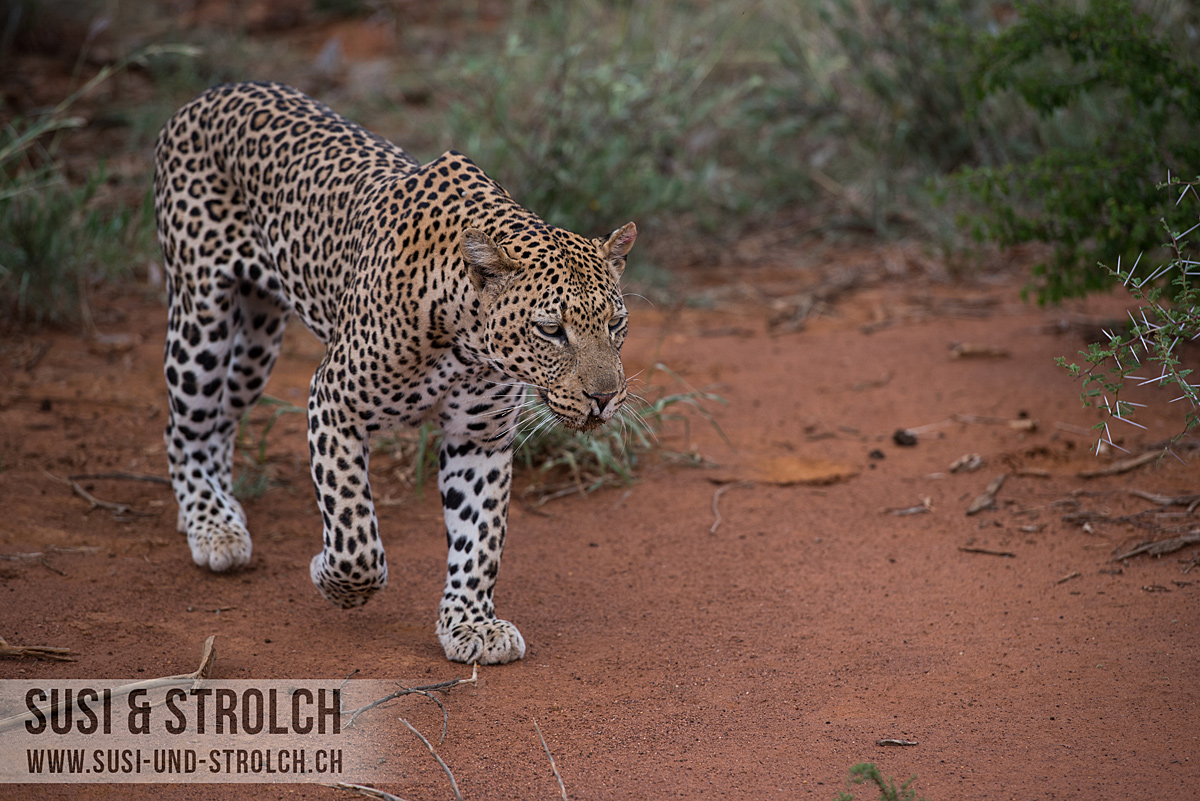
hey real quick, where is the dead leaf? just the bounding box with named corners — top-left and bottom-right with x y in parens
top-left (711, 456), bottom-right (859, 486)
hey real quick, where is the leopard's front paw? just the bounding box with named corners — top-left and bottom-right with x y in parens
top-left (187, 519), bottom-right (252, 572)
top-left (310, 552), bottom-right (387, 608)
top-left (437, 618), bottom-right (526, 664)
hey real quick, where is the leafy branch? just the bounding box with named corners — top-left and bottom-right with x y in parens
top-left (1057, 176), bottom-right (1200, 454)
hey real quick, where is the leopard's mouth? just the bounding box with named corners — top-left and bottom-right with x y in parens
top-left (535, 390), bottom-right (612, 433)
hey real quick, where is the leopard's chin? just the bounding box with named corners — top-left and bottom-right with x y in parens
top-left (562, 414), bottom-right (607, 433)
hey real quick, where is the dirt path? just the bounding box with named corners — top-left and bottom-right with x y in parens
top-left (1, 260), bottom-right (1197, 800)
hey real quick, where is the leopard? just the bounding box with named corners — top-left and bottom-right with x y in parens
top-left (154, 81), bottom-right (636, 665)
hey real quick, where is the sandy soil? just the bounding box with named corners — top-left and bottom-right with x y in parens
top-left (1, 247), bottom-right (1197, 800)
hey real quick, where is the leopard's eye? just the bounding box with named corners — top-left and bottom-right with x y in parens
top-left (608, 316), bottom-right (626, 333)
top-left (536, 322), bottom-right (565, 339)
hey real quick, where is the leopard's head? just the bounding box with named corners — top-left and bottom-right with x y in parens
top-left (463, 221), bottom-right (637, 432)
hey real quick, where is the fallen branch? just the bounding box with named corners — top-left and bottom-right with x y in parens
top-left (958, 546), bottom-right (1016, 558)
top-left (1111, 531), bottom-right (1200, 562)
top-left (966, 474), bottom-right (1008, 516)
top-left (876, 738), bottom-right (919, 747)
top-left (1056, 570), bottom-right (1081, 585)
top-left (399, 718), bottom-right (462, 801)
top-left (0, 635), bottom-right (216, 733)
top-left (0, 635), bottom-right (75, 662)
top-left (534, 720), bottom-right (568, 801)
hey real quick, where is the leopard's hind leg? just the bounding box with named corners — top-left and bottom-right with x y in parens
top-left (163, 268), bottom-right (291, 571)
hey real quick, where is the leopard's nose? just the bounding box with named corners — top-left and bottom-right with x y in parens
top-left (586, 390), bottom-right (618, 415)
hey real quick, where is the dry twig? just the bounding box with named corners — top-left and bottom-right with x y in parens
top-left (876, 738), bottom-right (919, 747)
top-left (0, 635), bottom-right (216, 733)
top-left (43, 469), bottom-right (157, 518)
top-left (958, 546), bottom-right (1016, 558)
top-left (1128, 489), bottom-right (1200, 512)
top-left (0, 545), bottom-right (99, 575)
top-left (1111, 532), bottom-right (1200, 562)
top-left (534, 720), bottom-right (569, 801)
top-left (1078, 450), bottom-right (1160, 479)
top-left (1056, 570), bottom-right (1081, 585)
top-left (885, 497), bottom-right (932, 516)
top-left (966, 474), bottom-right (1008, 516)
top-left (329, 783), bottom-right (407, 801)
top-left (0, 635), bottom-right (75, 662)
top-left (399, 718), bottom-right (462, 801)
top-left (710, 481), bottom-right (752, 534)
top-left (343, 664), bottom-right (477, 734)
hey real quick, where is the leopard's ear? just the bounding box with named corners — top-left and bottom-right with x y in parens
top-left (600, 222), bottom-right (637, 279)
top-left (461, 228), bottom-right (518, 295)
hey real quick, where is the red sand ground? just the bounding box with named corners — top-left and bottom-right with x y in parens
top-left (1, 250), bottom-right (1197, 800)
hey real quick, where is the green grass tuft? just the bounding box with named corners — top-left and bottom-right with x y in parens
top-left (833, 762), bottom-right (925, 801)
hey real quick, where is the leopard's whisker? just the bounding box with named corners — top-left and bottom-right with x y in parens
top-left (621, 292), bottom-right (654, 307)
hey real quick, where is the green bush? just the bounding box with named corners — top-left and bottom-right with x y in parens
top-left (434, 1), bottom-right (781, 244)
top-left (0, 169), bottom-right (151, 327)
top-left (954, 0), bottom-right (1200, 301)
top-left (0, 44), bottom-right (195, 327)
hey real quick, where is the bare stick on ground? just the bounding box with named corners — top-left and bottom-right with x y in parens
top-left (1111, 531), bottom-right (1200, 562)
top-left (958, 546), bottom-right (1016, 558)
top-left (534, 719), bottom-right (569, 801)
top-left (1056, 570), bottom-right (1081, 585)
top-left (399, 718), bottom-right (463, 801)
top-left (0, 635), bottom-right (216, 733)
top-left (0, 635), bottom-right (75, 662)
